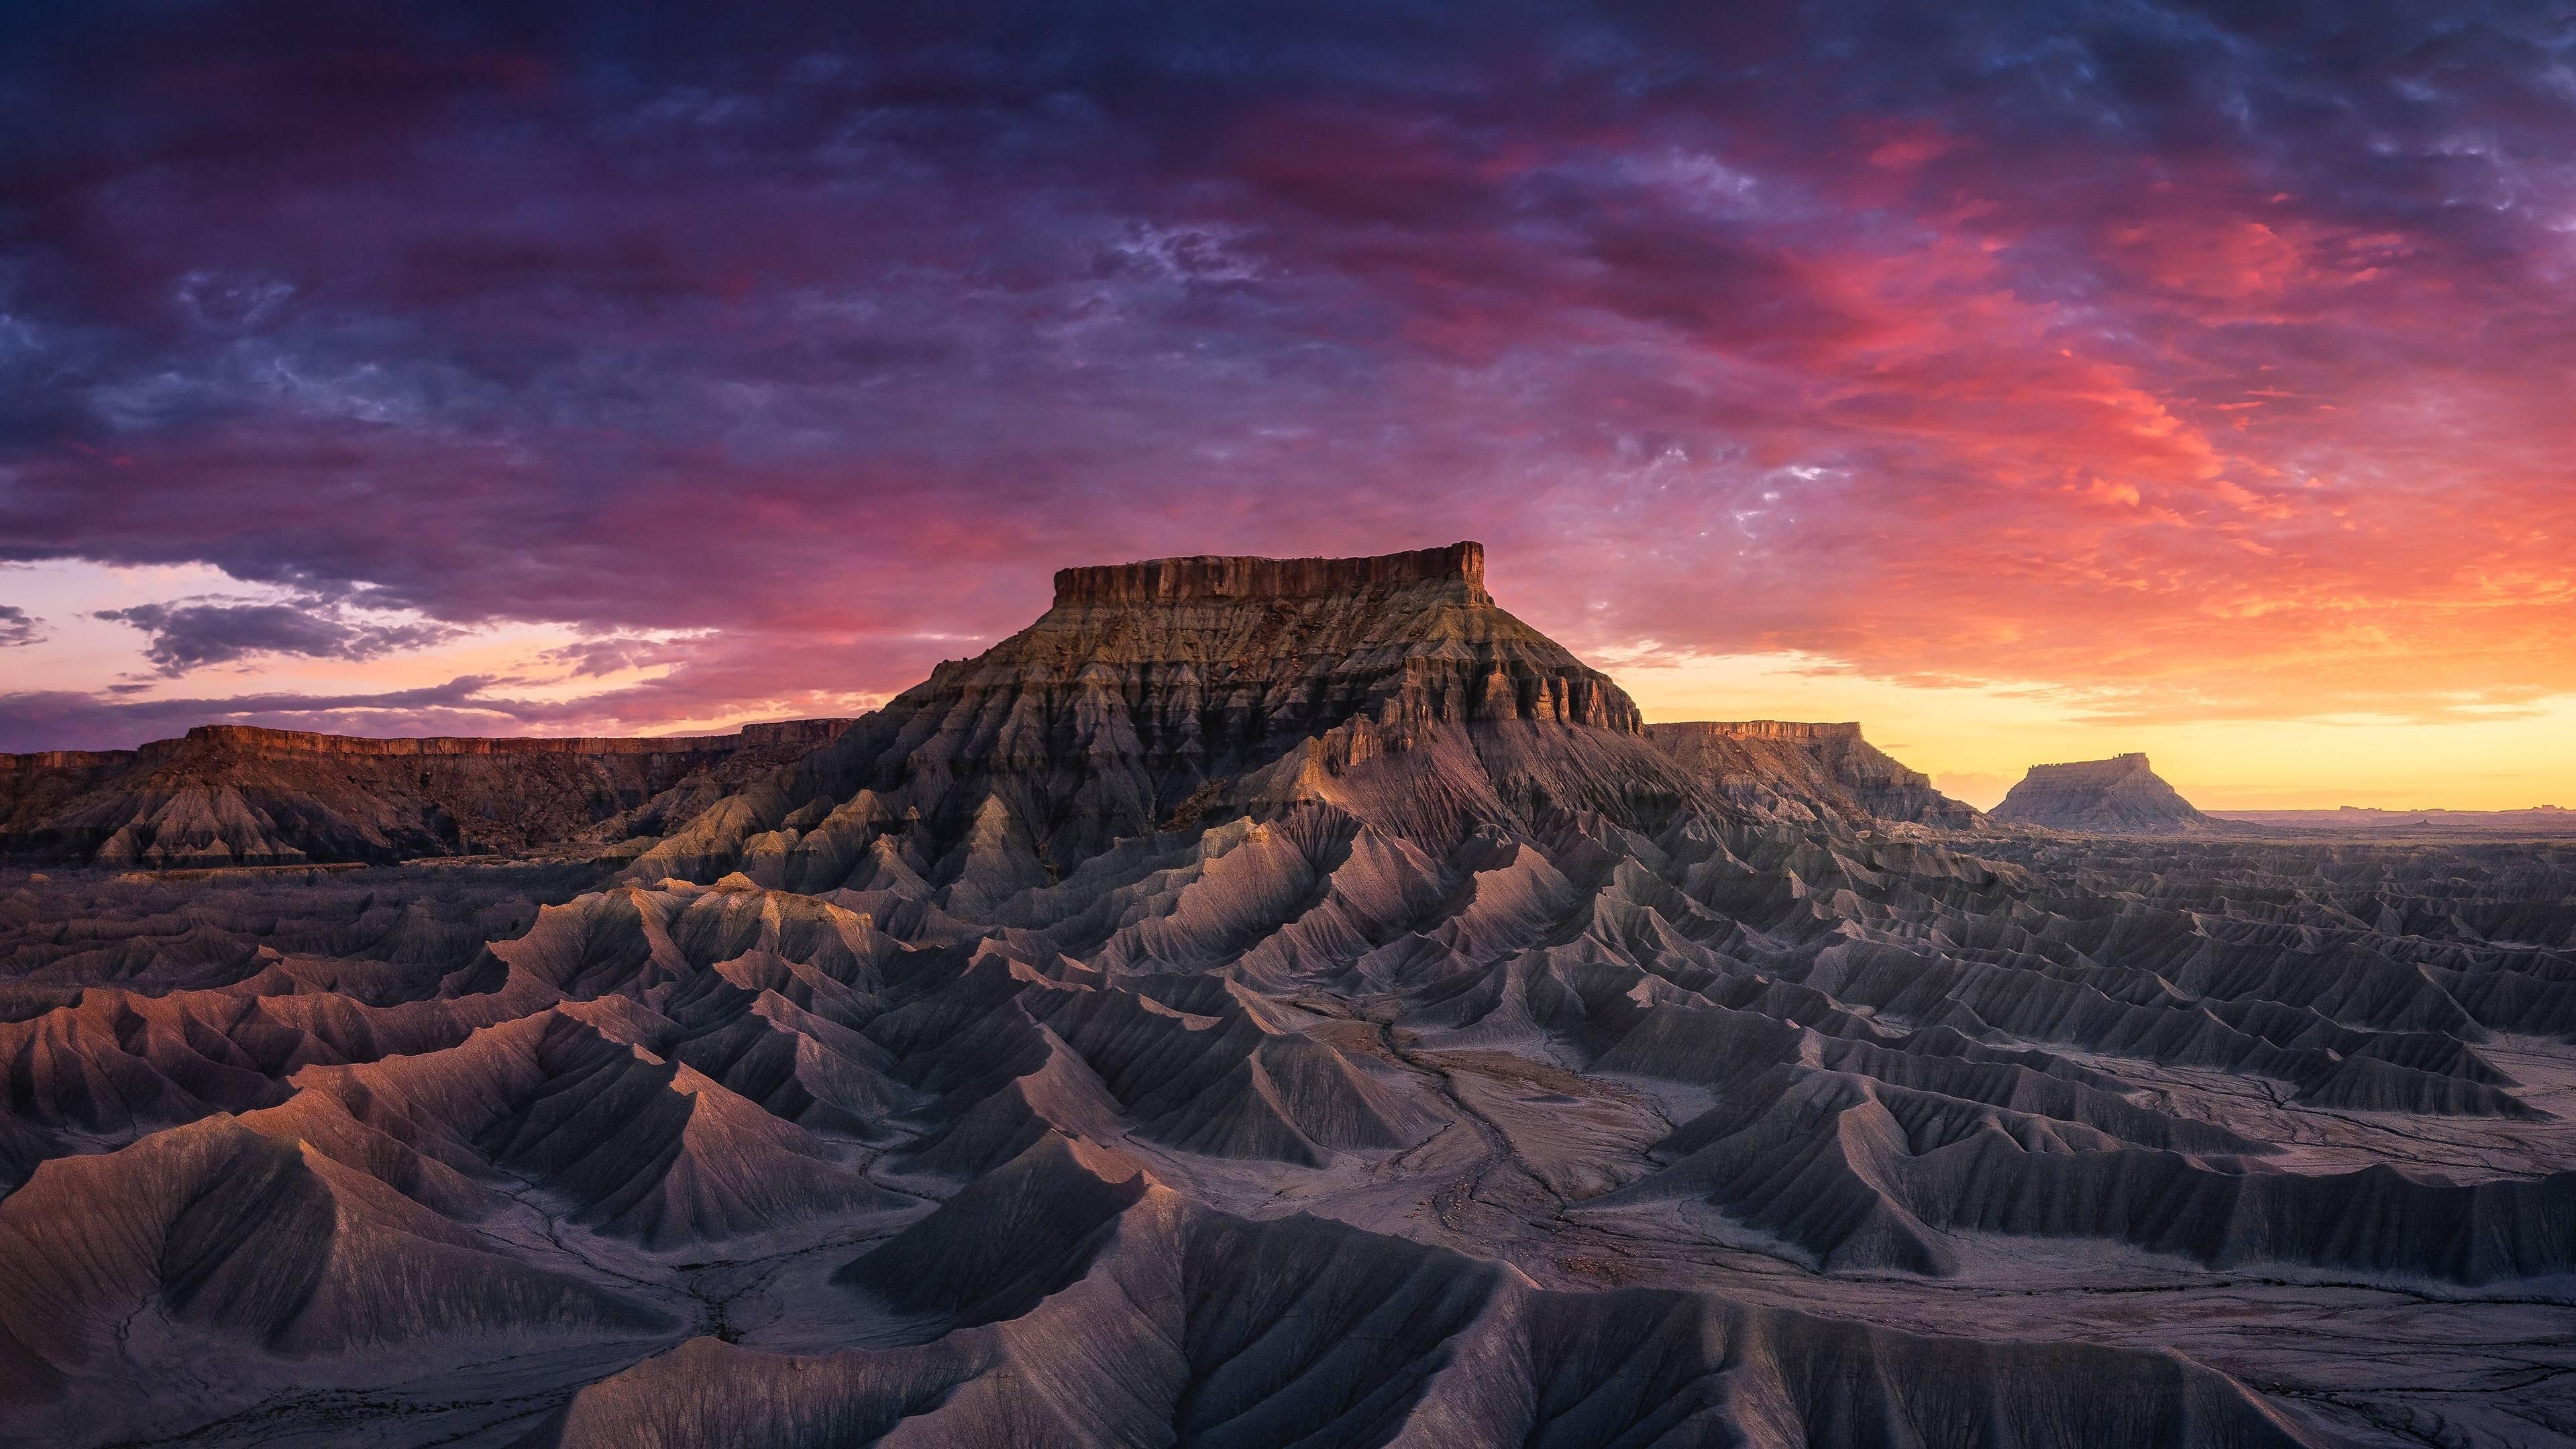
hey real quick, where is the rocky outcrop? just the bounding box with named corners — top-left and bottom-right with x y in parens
top-left (0, 720), bottom-right (854, 868)
top-left (1648, 720), bottom-right (1979, 827)
top-left (1991, 752), bottom-right (2214, 834)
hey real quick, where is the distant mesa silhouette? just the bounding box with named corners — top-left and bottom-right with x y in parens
top-left (1990, 751), bottom-right (2216, 834)
top-left (0, 719), bottom-right (855, 868)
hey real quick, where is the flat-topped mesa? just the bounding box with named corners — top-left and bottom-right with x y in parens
top-left (2027, 751), bottom-right (2151, 775)
top-left (1647, 720), bottom-right (1978, 828)
top-left (1053, 541), bottom-right (1488, 608)
top-left (1992, 753), bottom-right (2214, 834)
top-left (636, 542), bottom-right (1704, 890)
top-left (995, 541), bottom-right (1636, 735)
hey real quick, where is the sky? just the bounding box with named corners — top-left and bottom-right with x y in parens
top-left (3, 2), bottom-right (2572, 810)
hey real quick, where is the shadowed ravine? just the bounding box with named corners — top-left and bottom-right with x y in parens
top-left (4, 547), bottom-right (2573, 1447)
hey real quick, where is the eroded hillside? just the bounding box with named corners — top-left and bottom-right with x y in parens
top-left (4, 547), bottom-right (2571, 1448)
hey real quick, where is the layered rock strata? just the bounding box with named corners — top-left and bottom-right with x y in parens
top-left (1992, 752), bottom-right (2216, 833)
top-left (1648, 719), bottom-right (1979, 826)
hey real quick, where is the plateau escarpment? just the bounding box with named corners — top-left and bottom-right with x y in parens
top-left (1647, 719), bottom-right (1980, 827)
top-left (5, 543), bottom-right (2573, 1448)
top-left (1991, 751), bottom-right (2217, 834)
top-left (0, 719), bottom-right (853, 868)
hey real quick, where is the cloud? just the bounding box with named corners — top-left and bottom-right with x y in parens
top-left (93, 599), bottom-right (463, 674)
top-left (0, 678), bottom-right (515, 753)
top-left (537, 633), bottom-right (706, 679)
top-left (0, 1), bottom-right (2570, 748)
top-left (0, 643), bottom-right (898, 753)
top-left (0, 606), bottom-right (39, 647)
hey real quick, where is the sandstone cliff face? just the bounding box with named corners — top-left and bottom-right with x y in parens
top-left (1991, 752), bottom-right (2214, 834)
top-left (1647, 720), bottom-right (1980, 827)
top-left (0, 720), bottom-right (853, 868)
top-left (1036, 543), bottom-right (1640, 735)
top-left (632, 543), bottom-right (1710, 891)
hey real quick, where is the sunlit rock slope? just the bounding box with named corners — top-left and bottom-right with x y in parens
top-left (1648, 720), bottom-right (1980, 827)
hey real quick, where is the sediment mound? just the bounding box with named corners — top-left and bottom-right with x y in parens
top-left (529, 1130), bottom-right (2317, 1449)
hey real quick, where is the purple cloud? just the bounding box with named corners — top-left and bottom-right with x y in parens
top-left (0, 678), bottom-right (517, 754)
top-left (94, 600), bottom-right (462, 674)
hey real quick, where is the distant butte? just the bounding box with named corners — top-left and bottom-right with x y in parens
top-left (1990, 751), bottom-right (2217, 834)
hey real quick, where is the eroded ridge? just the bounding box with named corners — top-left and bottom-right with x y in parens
top-left (0, 720), bottom-right (856, 868)
top-left (4, 546), bottom-right (2572, 1448)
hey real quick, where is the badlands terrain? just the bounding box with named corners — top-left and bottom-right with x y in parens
top-left (4, 543), bottom-right (2575, 1448)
